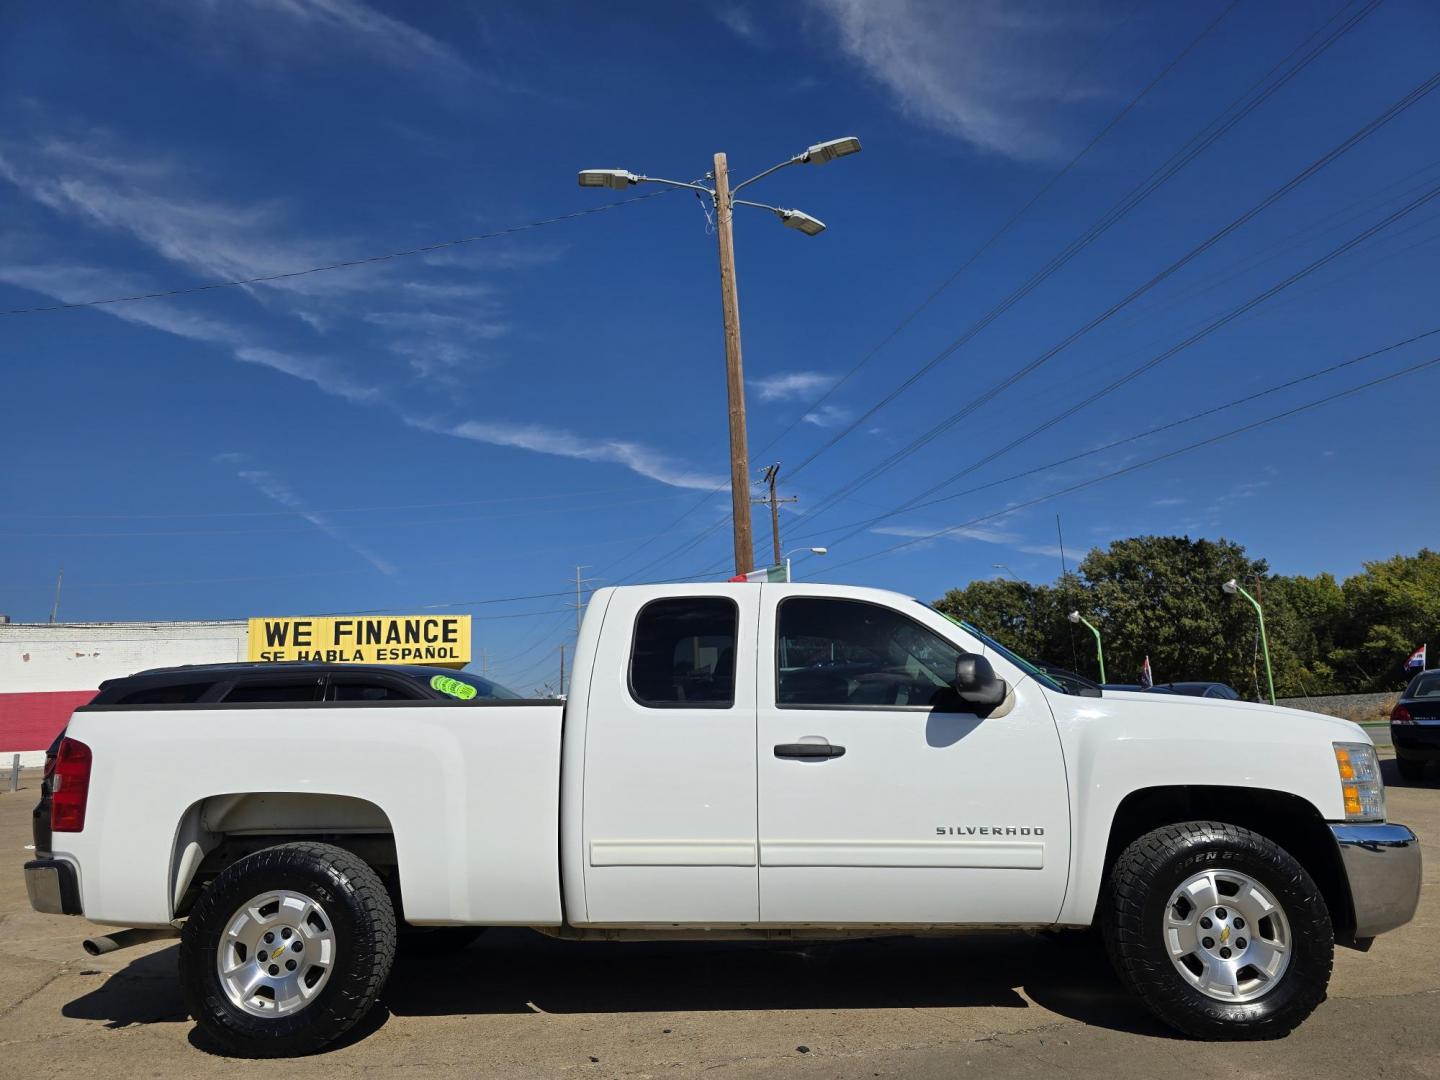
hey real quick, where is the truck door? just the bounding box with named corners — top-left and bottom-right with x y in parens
top-left (579, 585), bottom-right (760, 925)
top-left (755, 590), bottom-right (1071, 925)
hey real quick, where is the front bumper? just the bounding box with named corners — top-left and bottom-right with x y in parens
top-left (23, 858), bottom-right (82, 916)
top-left (1329, 823), bottom-right (1421, 939)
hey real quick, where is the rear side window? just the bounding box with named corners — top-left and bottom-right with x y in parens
top-left (222, 681), bottom-right (323, 703)
top-left (115, 682), bottom-right (213, 705)
top-left (328, 681), bottom-right (421, 702)
top-left (629, 597), bottom-right (738, 708)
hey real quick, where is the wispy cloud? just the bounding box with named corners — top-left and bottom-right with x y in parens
top-left (196, 0), bottom-right (469, 76)
top-left (410, 417), bottom-right (728, 492)
top-left (809, 0), bottom-right (1109, 159)
top-left (872, 522), bottom-right (1020, 545)
top-left (714, 6), bottom-right (763, 43)
top-left (0, 260), bottom-right (380, 403)
top-left (220, 456), bottom-right (398, 575)
top-left (1151, 496), bottom-right (1186, 507)
top-left (802, 404), bottom-right (853, 428)
top-left (750, 370), bottom-right (836, 402)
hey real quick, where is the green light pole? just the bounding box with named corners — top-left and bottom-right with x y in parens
top-left (1068, 611), bottom-right (1105, 684)
top-left (1224, 578), bottom-right (1275, 705)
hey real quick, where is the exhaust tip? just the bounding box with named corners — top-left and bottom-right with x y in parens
top-left (81, 936), bottom-right (109, 956)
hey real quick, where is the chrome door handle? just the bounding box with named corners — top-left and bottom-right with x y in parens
top-left (773, 742), bottom-right (846, 759)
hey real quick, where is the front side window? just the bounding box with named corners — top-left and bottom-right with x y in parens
top-left (630, 597), bottom-right (738, 707)
top-left (777, 597), bottom-right (962, 708)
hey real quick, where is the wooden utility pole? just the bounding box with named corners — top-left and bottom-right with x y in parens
top-left (754, 463), bottom-right (798, 568)
top-left (712, 152), bottom-right (755, 577)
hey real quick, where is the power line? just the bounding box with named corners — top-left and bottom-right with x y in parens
top-left (0, 482), bottom-right (669, 520)
top-left (818, 350), bottom-right (1440, 574)
top-left (782, 327), bottom-right (1440, 544)
top-left (797, 68), bottom-right (1440, 526)
top-left (757, 0), bottom-right (1239, 458)
top-left (816, 177), bottom-right (1440, 544)
top-left (590, 1), bottom-right (1249, 586)
top-left (785, 0), bottom-right (1383, 483)
top-left (0, 190), bottom-right (669, 317)
top-left (605, 0), bottom-right (1378, 583)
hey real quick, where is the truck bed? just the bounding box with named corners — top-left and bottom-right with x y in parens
top-left (56, 699), bottom-right (565, 928)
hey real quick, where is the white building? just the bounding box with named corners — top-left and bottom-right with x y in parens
top-left (0, 619), bottom-right (248, 765)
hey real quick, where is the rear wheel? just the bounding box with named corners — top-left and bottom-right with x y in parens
top-left (1103, 821), bottom-right (1332, 1039)
top-left (180, 842), bottom-right (396, 1057)
top-left (1396, 756), bottom-right (1425, 782)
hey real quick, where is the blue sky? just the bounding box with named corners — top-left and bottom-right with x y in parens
top-left (3, 1), bottom-right (1438, 690)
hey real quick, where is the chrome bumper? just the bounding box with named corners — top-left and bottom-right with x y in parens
top-left (1329, 823), bottom-right (1422, 939)
top-left (23, 858), bottom-right (82, 916)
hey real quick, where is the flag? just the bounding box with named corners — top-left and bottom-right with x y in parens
top-left (1140, 655), bottom-right (1154, 689)
top-left (1405, 643), bottom-right (1427, 672)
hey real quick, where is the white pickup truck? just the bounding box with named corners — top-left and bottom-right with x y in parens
top-left (24, 582), bottom-right (1421, 1056)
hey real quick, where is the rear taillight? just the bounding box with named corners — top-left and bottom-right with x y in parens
top-left (1391, 703), bottom-right (1413, 724)
top-left (51, 738), bottom-right (92, 832)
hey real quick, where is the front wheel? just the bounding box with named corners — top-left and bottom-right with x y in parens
top-left (180, 842), bottom-right (397, 1057)
top-left (1103, 821), bottom-right (1333, 1040)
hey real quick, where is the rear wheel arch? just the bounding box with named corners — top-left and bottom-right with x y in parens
top-left (170, 792), bottom-right (400, 920)
top-left (1099, 785), bottom-right (1354, 944)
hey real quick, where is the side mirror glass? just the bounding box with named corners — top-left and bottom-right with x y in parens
top-left (953, 652), bottom-right (1008, 709)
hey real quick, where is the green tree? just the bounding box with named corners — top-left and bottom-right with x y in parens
top-left (1078, 536), bottom-right (1269, 696)
top-left (1330, 549), bottom-right (1440, 689)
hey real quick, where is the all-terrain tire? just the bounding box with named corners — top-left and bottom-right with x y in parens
top-left (1396, 756), bottom-right (1425, 782)
top-left (1102, 821), bottom-right (1333, 1040)
top-left (180, 842), bottom-right (396, 1057)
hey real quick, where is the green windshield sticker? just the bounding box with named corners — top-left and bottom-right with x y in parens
top-left (430, 675), bottom-right (477, 700)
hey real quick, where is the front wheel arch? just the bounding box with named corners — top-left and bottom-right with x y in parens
top-left (1099, 785), bottom-right (1355, 945)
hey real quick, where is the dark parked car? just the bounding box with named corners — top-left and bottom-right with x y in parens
top-left (1391, 669), bottom-right (1440, 782)
top-left (1152, 681), bottom-right (1242, 700)
top-left (1035, 664), bottom-right (1102, 696)
top-left (1101, 683), bottom-right (1176, 694)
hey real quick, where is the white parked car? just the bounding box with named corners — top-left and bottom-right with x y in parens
top-left (25, 583), bottom-right (1420, 1056)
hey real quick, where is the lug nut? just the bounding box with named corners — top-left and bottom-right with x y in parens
top-left (281, 928), bottom-right (292, 940)
top-left (1235, 938), bottom-right (1246, 949)
top-left (1233, 918), bottom-right (1245, 930)
top-left (1199, 917), bottom-right (1213, 929)
top-left (1219, 947), bottom-right (1232, 959)
top-left (1202, 937), bottom-right (1215, 949)
top-left (1215, 908), bottom-right (1227, 920)
top-left (286, 959), bottom-right (297, 972)
top-left (258, 950), bottom-right (267, 962)
top-left (264, 932), bottom-right (275, 944)
top-left (268, 964), bottom-right (279, 976)
top-left (291, 940), bottom-right (302, 952)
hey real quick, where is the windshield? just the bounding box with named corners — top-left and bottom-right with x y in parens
top-left (1408, 673), bottom-right (1440, 699)
top-left (924, 604), bottom-right (1070, 695)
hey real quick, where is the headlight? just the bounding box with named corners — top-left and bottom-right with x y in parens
top-left (1333, 742), bottom-right (1385, 821)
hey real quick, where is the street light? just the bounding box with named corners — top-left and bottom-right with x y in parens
top-left (784, 546), bottom-right (828, 582)
top-left (577, 137), bottom-right (862, 577)
top-left (992, 563), bottom-right (1020, 581)
top-left (1223, 578), bottom-right (1275, 705)
top-left (1068, 610), bottom-right (1106, 684)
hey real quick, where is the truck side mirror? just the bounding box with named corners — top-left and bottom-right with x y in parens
top-left (953, 653), bottom-right (1008, 710)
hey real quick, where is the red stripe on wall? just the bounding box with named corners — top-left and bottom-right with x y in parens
top-left (0, 690), bottom-right (97, 751)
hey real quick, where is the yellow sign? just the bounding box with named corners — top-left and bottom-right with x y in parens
top-left (247, 615), bottom-right (471, 668)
